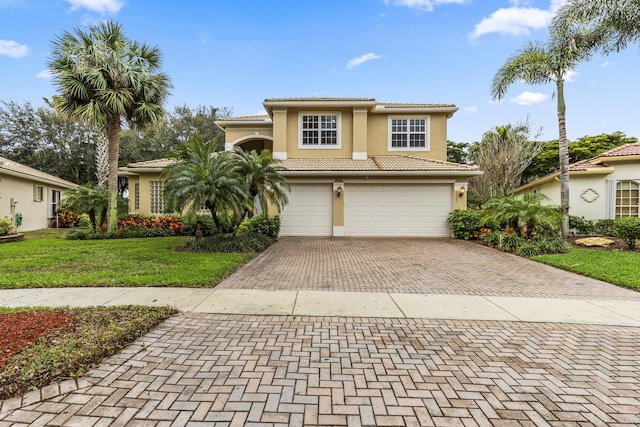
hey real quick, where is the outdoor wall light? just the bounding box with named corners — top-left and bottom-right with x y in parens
top-left (456, 187), bottom-right (466, 198)
top-left (336, 186), bottom-right (343, 197)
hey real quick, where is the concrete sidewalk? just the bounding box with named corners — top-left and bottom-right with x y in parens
top-left (1, 287), bottom-right (639, 326)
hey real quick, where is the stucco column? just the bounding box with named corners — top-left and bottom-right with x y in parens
top-left (333, 182), bottom-right (345, 236)
top-left (272, 108), bottom-right (288, 160)
top-left (352, 108), bottom-right (368, 160)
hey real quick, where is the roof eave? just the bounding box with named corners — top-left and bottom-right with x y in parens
top-left (281, 170), bottom-right (483, 177)
top-left (0, 168), bottom-right (77, 189)
top-left (513, 168), bottom-right (615, 193)
top-left (372, 105), bottom-right (459, 116)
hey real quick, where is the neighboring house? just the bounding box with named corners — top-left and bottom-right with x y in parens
top-left (0, 156), bottom-right (77, 232)
top-left (120, 97), bottom-right (481, 237)
top-left (513, 143), bottom-right (640, 220)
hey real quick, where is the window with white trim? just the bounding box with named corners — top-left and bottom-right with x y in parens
top-left (50, 189), bottom-right (60, 217)
top-left (150, 181), bottom-right (165, 215)
top-left (33, 185), bottom-right (44, 202)
top-left (615, 180), bottom-right (639, 218)
top-left (388, 116), bottom-right (429, 151)
top-left (299, 113), bottom-right (341, 148)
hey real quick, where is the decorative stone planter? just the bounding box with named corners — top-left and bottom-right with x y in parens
top-left (0, 233), bottom-right (24, 243)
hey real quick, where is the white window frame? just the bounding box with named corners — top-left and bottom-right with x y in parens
top-left (33, 185), bottom-right (44, 202)
top-left (134, 183), bottom-right (140, 211)
top-left (150, 181), bottom-right (165, 215)
top-left (298, 112), bottom-right (342, 149)
top-left (388, 116), bottom-right (430, 151)
top-left (49, 189), bottom-right (60, 218)
top-left (615, 180), bottom-right (640, 218)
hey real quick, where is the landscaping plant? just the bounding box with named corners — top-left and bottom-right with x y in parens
top-left (614, 217), bottom-right (640, 250)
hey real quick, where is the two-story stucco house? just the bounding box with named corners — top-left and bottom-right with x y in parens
top-left (120, 97), bottom-right (481, 237)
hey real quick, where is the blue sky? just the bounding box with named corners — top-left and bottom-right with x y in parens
top-left (1, 0), bottom-right (639, 143)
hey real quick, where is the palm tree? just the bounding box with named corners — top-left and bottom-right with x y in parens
top-left (233, 148), bottom-right (290, 218)
top-left (48, 20), bottom-right (171, 232)
top-left (491, 28), bottom-right (596, 237)
top-left (482, 193), bottom-right (561, 240)
top-left (60, 183), bottom-right (108, 230)
top-left (552, 0), bottom-right (640, 53)
top-left (162, 135), bottom-right (247, 235)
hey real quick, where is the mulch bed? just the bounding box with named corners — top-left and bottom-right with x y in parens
top-left (0, 311), bottom-right (76, 367)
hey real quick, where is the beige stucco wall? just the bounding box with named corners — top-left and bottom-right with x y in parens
top-left (0, 174), bottom-right (68, 232)
top-left (127, 171), bottom-right (163, 216)
top-left (226, 107), bottom-right (451, 160)
top-left (519, 161), bottom-right (640, 220)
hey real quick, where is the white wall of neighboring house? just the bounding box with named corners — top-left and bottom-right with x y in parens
top-left (0, 174), bottom-right (63, 232)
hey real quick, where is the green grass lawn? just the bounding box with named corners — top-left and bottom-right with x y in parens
top-left (0, 234), bottom-right (253, 288)
top-left (534, 248), bottom-right (640, 289)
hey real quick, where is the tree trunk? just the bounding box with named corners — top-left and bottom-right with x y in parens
top-left (556, 80), bottom-right (570, 238)
top-left (107, 115), bottom-right (121, 232)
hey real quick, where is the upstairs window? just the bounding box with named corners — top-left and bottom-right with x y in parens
top-left (299, 113), bottom-right (341, 148)
top-left (389, 117), bottom-right (429, 151)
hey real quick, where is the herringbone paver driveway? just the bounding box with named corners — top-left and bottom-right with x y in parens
top-left (1, 238), bottom-right (639, 426)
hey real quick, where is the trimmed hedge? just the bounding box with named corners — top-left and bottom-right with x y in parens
top-left (185, 232), bottom-right (275, 253)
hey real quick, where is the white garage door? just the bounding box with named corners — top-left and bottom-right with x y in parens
top-left (280, 184), bottom-right (333, 236)
top-left (345, 184), bottom-right (452, 237)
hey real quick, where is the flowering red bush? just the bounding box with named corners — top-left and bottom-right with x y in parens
top-left (107, 215), bottom-right (184, 235)
top-left (55, 211), bottom-right (80, 228)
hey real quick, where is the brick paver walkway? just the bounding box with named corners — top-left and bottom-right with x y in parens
top-left (2, 314), bottom-right (639, 426)
top-left (2, 237), bottom-right (640, 426)
top-left (218, 237), bottom-right (639, 299)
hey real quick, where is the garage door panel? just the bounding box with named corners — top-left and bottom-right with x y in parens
top-left (280, 184), bottom-right (332, 236)
top-left (345, 184), bottom-right (451, 237)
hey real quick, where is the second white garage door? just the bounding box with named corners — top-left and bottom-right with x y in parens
top-left (345, 184), bottom-right (452, 237)
top-left (279, 184), bottom-right (333, 236)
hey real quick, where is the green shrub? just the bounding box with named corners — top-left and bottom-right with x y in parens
top-left (216, 213), bottom-right (241, 235)
top-left (181, 215), bottom-right (217, 237)
top-left (530, 235), bottom-right (569, 254)
top-left (498, 233), bottom-right (523, 253)
top-left (594, 219), bottom-right (616, 237)
top-left (185, 232), bottom-right (275, 253)
top-left (237, 215), bottom-right (281, 238)
top-left (480, 230), bottom-right (501, 248)
top-left (569, 215), bottom-right (595, 236)
top-left (77, 214), bottom-right (91, 228)
top-left (516, 241), bottom-right (537, 258)
top-left (0, 218), bottom-right (13, 235)
top-left (447, 209), bottom-right (481, 240)
top-left (614, 217), bottom-right (640, 250)
top-left (65, 227), bottom-right (175, 240)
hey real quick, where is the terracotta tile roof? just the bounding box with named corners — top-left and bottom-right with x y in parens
top-left (377, 102), bottom-right (457, 109)
top-left (264, 97), bottom-right (376, 103)
top-left (595, 142), bottom-right (640, 158)
top-left (568, 142), bottom-right (640, 171)
top-left (218, 115), bottom-right (270, 122)
top-left (124, 158), bottom-right (176, 169)
top-left (569, 159), bottom-right (608, 171)
top-left (0, 156), bottom-right (77, 188)
top-left (281, 156), bottom-right (479, 172)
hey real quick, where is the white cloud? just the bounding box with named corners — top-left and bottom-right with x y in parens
top-left (346, 53), bottom-right (382, 70)
top-left (470, 7), bottom-right (552, 39)
top-left (65, 0), bottom-right (123, 14)
top-left (0, 39), bottom-right (28, 58)
top-left (563, 69), bottom-right (577, 82)
top-left (601, 60), bottom-right (612, 67)
top-left (470, 1), bottom-right (566, 39)
top-left (384, 0), bottom-right (468, 12)
top-left (464, 106), bottom-right (478, 113)
top-left (35, 70), bottom-right (53, 79)
top-left (510, 91), bottom-right (549, 106)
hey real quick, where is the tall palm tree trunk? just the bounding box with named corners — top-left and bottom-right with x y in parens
top-left (107, 115), bottom-right (121, 232)
top-left (556, 80), bottom-right (570, 238)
